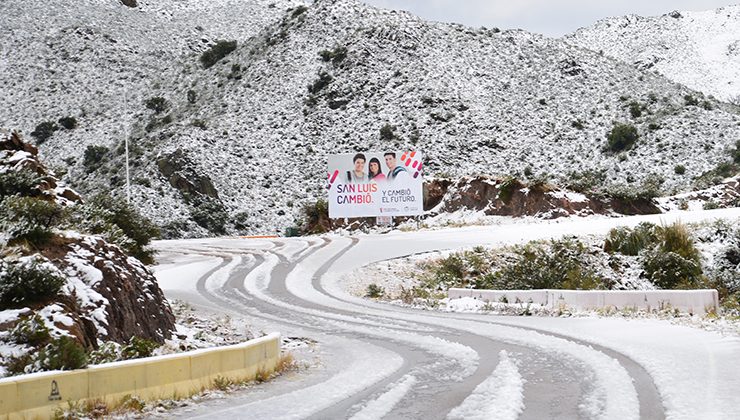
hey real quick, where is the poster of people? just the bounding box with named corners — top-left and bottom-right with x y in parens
top-left (327, 151), bottom-right (424, 218)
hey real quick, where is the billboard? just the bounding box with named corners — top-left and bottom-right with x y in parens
top-left (327, 151), bottom-right (423, 218)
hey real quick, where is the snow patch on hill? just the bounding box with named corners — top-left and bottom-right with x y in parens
top-left (567, 5), bottom-right (740, 102)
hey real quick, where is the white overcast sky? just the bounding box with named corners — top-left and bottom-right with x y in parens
top-left (361, 0), bottom-right (738, 36)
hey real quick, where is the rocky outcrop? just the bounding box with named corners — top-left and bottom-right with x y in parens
top-left (157, 149), bottom-right (219, 200)
top-left (1, 131), bottom-right (174, 374)
top-left (427, 176), bottom-right (661, 219)
top-left (1, 130), bottom-right (82, 204)
top-left (39, 235), bottom-right (175, 345)
top-left (423, 178), bottom-right (453, 211)
top-left (658, 176), bottom-right (740, 211)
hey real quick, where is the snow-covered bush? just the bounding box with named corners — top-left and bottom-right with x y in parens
top-left (300, 198), bottom-right (329, 234)
top-left (200, 40), bottom-right (237, 69)
top-left (697, 220), bottom-right (740, 301)
top-left (379, 123), bottom-right (395, 140)
top-left (683, 94), bottom-right (699, 106)
top-left (36, 336), bottom-right (88, 371)
top-left (189, 197), bottom-right (228, 235)
top-left (604, 174), bottom-right (662, 202)
top-left (88, 342), bottom-right (121, 365)
top-left (318, 45), bottom-right (347, 66)
top-left (0, 257), bottom-right (66, 309)
top-left (492, 238), bottom-right (604, 290)
top-left (144, 96), bottom-right (169, 114)
top-left (29, 121), bottom-right (58, 144)
top-left (0, 169), bottom-right (41, 198)
top-left (0, 196), bottom-right (66, 247)
top-left (605, 123), bottom-right (639, 153)
top-left (365, 284), bottom-right (385, 298)
top-left (71, 194), bottom-right (160, 264)
top-left (643, 249), bottom-right (702, 289)
top-left (121, 336), bottom-right (159, 360)
top-left (57, 116), bottom-right (77, 130)
top-left (606, 222), bottom-right (703, 289)
top-left (498, 176), bottom-right (522, 204)
top-left (82, 145), bottom-right (109, 173)
top-left (604, 222), bottom-right (658, 255)
top-left (10, 314), bottom-right (51, 347)
top-left (693, 161), bottom-right (738, 189)
top-left (308, 70), bottom-right (333, 94)
top-left (564, 169), bottom-right (607, 194)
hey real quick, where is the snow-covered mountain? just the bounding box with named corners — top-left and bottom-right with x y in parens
top-left (566, 5), bottom-right (740, 103)
top-left (2, 0), bottom-right (739, 236)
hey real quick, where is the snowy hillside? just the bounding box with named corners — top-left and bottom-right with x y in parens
top-left (0, 0), bottom-right (297, 158)
top-left (567, 5), bottom-right (740, 103)
top-left (2, 0), bottom-right (740, 236)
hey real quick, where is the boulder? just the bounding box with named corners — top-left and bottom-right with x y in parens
top-left (157, 149), bottom-right (219, 200)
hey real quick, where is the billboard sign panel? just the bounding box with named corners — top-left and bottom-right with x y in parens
top-left (327, 151), bottom-right (423, 218)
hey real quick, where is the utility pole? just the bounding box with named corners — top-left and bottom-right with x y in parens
top-left (124, 89), bottom-right (131, 204)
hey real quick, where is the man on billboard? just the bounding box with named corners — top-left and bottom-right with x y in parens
top-left (346, 153), bottom-right (367, 183)
top-left (384, 152), bottom-right (408, 181)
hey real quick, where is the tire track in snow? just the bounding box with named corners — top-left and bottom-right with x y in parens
top-left (348, 374), bottom-right (417, 420)
top-left (447, 350), bottom-right (525, 420)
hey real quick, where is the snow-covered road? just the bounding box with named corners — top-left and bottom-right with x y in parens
top-left (152, 208), bottom-right (740, 420)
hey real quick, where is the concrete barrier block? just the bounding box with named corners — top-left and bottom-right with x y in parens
top-left (604, 291), bottom-right (653, 311)
top-left (14, 370), bottom-right (88, 419)
top-left (88, 360), bottom-right (148, 404)
top-left (448, 288), bottom-right (473, 299)
top-left (0, 379), bottom-right (18, 416)
top-left (190, 345), bottom-right (246, 384)
top-left (263, 334), bottom-right (281, 360)
top-left (451, 289), bottom-right (719, 314)
top-left (3, 333), bottom-right (281, 418)
top-left (449, 289), bottom-right (549, 305)
top-left (189, 350), bottom-right (221, 385)
top-left (499, 290), bottom-right (548, 305)
top-left (556, 290), bottom-right (603, 310)
top-left (141, 354), bottom-right (194, 400)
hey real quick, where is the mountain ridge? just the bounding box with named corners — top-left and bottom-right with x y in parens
top-left (566, 4), bottom-right (740, 102)
top-left (2, 0), bottom-right (739, 236)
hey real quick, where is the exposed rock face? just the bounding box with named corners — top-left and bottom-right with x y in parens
top-left (0, 130), bottom-right (82, 204)
top-left (423, 178), bottom-right (452, 211)
top-left (40, 235), bottom-right (175, 345)
top-left (658, 176), bottom-right (740, 211)
top-left (0, 130), bottom-right (38, 155)
top-left (427, 176), bottom-right (660, 219)
top-left (157, 149), bottom-right (219, 200)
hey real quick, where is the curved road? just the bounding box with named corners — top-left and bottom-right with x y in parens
top-left (153, 209), bottom-right (740, 420)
